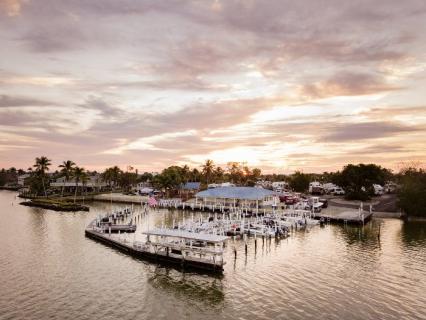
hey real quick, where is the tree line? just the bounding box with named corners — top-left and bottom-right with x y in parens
top-left (1, 157), bottom-right (424, 217)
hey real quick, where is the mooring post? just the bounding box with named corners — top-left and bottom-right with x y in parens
top-left (244, 234), bottom-right (248, 255)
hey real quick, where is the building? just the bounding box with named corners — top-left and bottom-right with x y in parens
top-left (195, 186), bottom-right (278, 209)
top-left (50, 174), bottom-right (107, 192)
top-left (309, 181), bottom-right (324, 195)
top-left (271, 181), bottom-right (289, 192)
top-left (208, 182), bottom-right (236, 188)
top-left (180, 182), bottom-right (201, 199)
top-left (17, 173), bottom-right (31, 186)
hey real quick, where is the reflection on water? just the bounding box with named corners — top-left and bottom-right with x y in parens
top-left (401, 220), bottom-right (426, 246)
top-left (148, 268), bottom-right (225, 307)
top-left (1, 190), bottom-right (426, 320)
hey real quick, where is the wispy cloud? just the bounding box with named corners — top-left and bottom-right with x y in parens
top-left (0, 0), bottom-right (425, 171)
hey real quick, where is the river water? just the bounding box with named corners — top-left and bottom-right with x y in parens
top-left (0, 190), bottom-right (425, 320)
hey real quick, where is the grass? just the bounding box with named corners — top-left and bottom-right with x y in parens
top-left (20, 198), bottom-right (90, 212)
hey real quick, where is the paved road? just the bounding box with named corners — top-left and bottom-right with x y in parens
top-left (327, 194), bottom-right (397, 212)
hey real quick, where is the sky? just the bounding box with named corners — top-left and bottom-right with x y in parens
top-left (0, 0), bottom-right (425, 173)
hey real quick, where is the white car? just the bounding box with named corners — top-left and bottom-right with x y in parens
top-left (331, 187), bottom-right (345, 195)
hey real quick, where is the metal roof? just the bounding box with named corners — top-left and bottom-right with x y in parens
top-left (196, 186), bottom-right (275, 200)
top-left (181, 182), bottom-right (201, 190)
top-left (143, 228), bottom-right (228, 243)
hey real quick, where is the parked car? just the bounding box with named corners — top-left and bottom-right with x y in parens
top-left (331, 187), bottom-right (345, 195)
top-left (279, 194), bottom-right (297, 205)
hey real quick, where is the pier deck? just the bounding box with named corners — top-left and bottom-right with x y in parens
top-left (157, 202), bottom-right (372, 224)
top-left (85, 228), bottom-right (224, 273)
top-left (317, 210), bottom-right (373, 224)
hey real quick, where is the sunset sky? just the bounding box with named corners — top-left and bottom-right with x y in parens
top-left (0, 0), bottom-right (425, 173)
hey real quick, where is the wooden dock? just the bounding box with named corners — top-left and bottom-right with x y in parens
top-left (157, 201), bottom-right (373, 225)
top-left (85, 228), bottom-right (225, 274)
top-left (316, 210), bottom-right (373, 224)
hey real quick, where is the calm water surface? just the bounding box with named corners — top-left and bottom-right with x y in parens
top-left (0, 190), bottom-right (425, 320)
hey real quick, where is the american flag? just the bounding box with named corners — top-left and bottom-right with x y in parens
top-left (148, 196), bottom-right (157, 207)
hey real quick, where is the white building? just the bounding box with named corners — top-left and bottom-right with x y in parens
top-left (17, 174), bottom-right (31, 186)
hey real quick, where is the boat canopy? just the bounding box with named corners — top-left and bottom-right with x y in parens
top-left (143, 228), bottom-right (228, 243)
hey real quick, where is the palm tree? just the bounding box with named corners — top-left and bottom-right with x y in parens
top-left (202, 159), bottom-right (215, 185)
top-left (181, 165), bottom-right (190, 183)
top-left (111, 166), bottom-right (121, 187)
top-left (81, 171), bottom-right (89, 204)
top-left (101, 168), bottom-right (113, 188)
top-left (58, 160), bottom-right (76, 197)
top-left (33, 156), bottom-right (51, 197)
top-left (72, 166), bottom-right (86, 203)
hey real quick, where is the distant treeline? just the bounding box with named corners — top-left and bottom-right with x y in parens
top-left (1, 158), bottom-right (425, 217)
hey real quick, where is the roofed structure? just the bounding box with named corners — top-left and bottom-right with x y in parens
top-left (181, 182), bottom-right (201, 190)
top-left (143, 228), bottom-right (228, 243)
top-left (196, 186), bottom-right (275, 200)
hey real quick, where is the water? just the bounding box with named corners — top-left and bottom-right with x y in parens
top-left (0, 190), bottom-right (425, 320)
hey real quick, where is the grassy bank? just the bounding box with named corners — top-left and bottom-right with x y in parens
top-left (20, 198), bottom-right (89, 212)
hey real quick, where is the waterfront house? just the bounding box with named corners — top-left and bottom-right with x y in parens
top-left (50, 174), bottom-right (107, 193)
top-left (17, 173), bottom-right (31, 186)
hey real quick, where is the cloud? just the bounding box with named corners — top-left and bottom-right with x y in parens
top-left (320, 121), bottom-right (418, 142)
top-left (300, 72), bottom-right (401, 99)
top-left (77, 96), bottom-right (122, 118)
top-left (0, 94), bottom-right (53, 107)
top-left (1, 0), bottom-right (426, 171)
top-left (0, 0), bottom-right (25, 16)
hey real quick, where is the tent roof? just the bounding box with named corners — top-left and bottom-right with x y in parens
top-left (181, 182), bottom-right (201, 190)
top-left (196, 186), bottom-right (275, 200)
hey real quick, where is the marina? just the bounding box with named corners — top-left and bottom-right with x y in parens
top-left (85, 210), bottom-right (228, 273)
top-left (2, 1), bottom-right (426, 319)
top-left (1, 191), bottom-right (426, 320)
top-left (83, 196), bottom-right (370, 273)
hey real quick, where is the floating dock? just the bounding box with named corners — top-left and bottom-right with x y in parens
top-left (85, 225), bottom-right (227, 274)
top-left (317, 210), bottom-right (373, 224)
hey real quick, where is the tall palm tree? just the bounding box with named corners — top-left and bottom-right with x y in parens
top-left (81, 171), bottom-right (89, 204)
top-left (33, 156), bottom-right (51, 197)
top-left (202, 159), bottom-right (215, 185)
top-left (72, 166), bottom-right (86, 203)
top-left (111, 166), bottom-right (122, 188)
top-left (101, 168), bottom-right (112, 188)
top-left (58, 160), bottom-right (76, 197)
top-left (181, 165), bottom-right (190, 183)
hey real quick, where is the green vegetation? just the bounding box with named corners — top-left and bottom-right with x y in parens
top-left (0, 167), bottom-right (23, 187)
top-left (72, 166), bottom-right (87, 203)
top-left (58, 160), bottom-right (76, 197)
top-left (102, 165), bottom-right (138, 192)
top-left (5, 157), bottom-right (426, 219)
top-left (332, 164), bottom-right (392, 200)
top-left (33, 156), bottom-right (52, 197)
top-left (397, 168), bottom-right (426, 218)
top-left (289, 171), bottom-right (310, 192)
top-left (150, 160), bottom-right (263, 196)
top-left (20, 198), bottom-right (89, 212)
